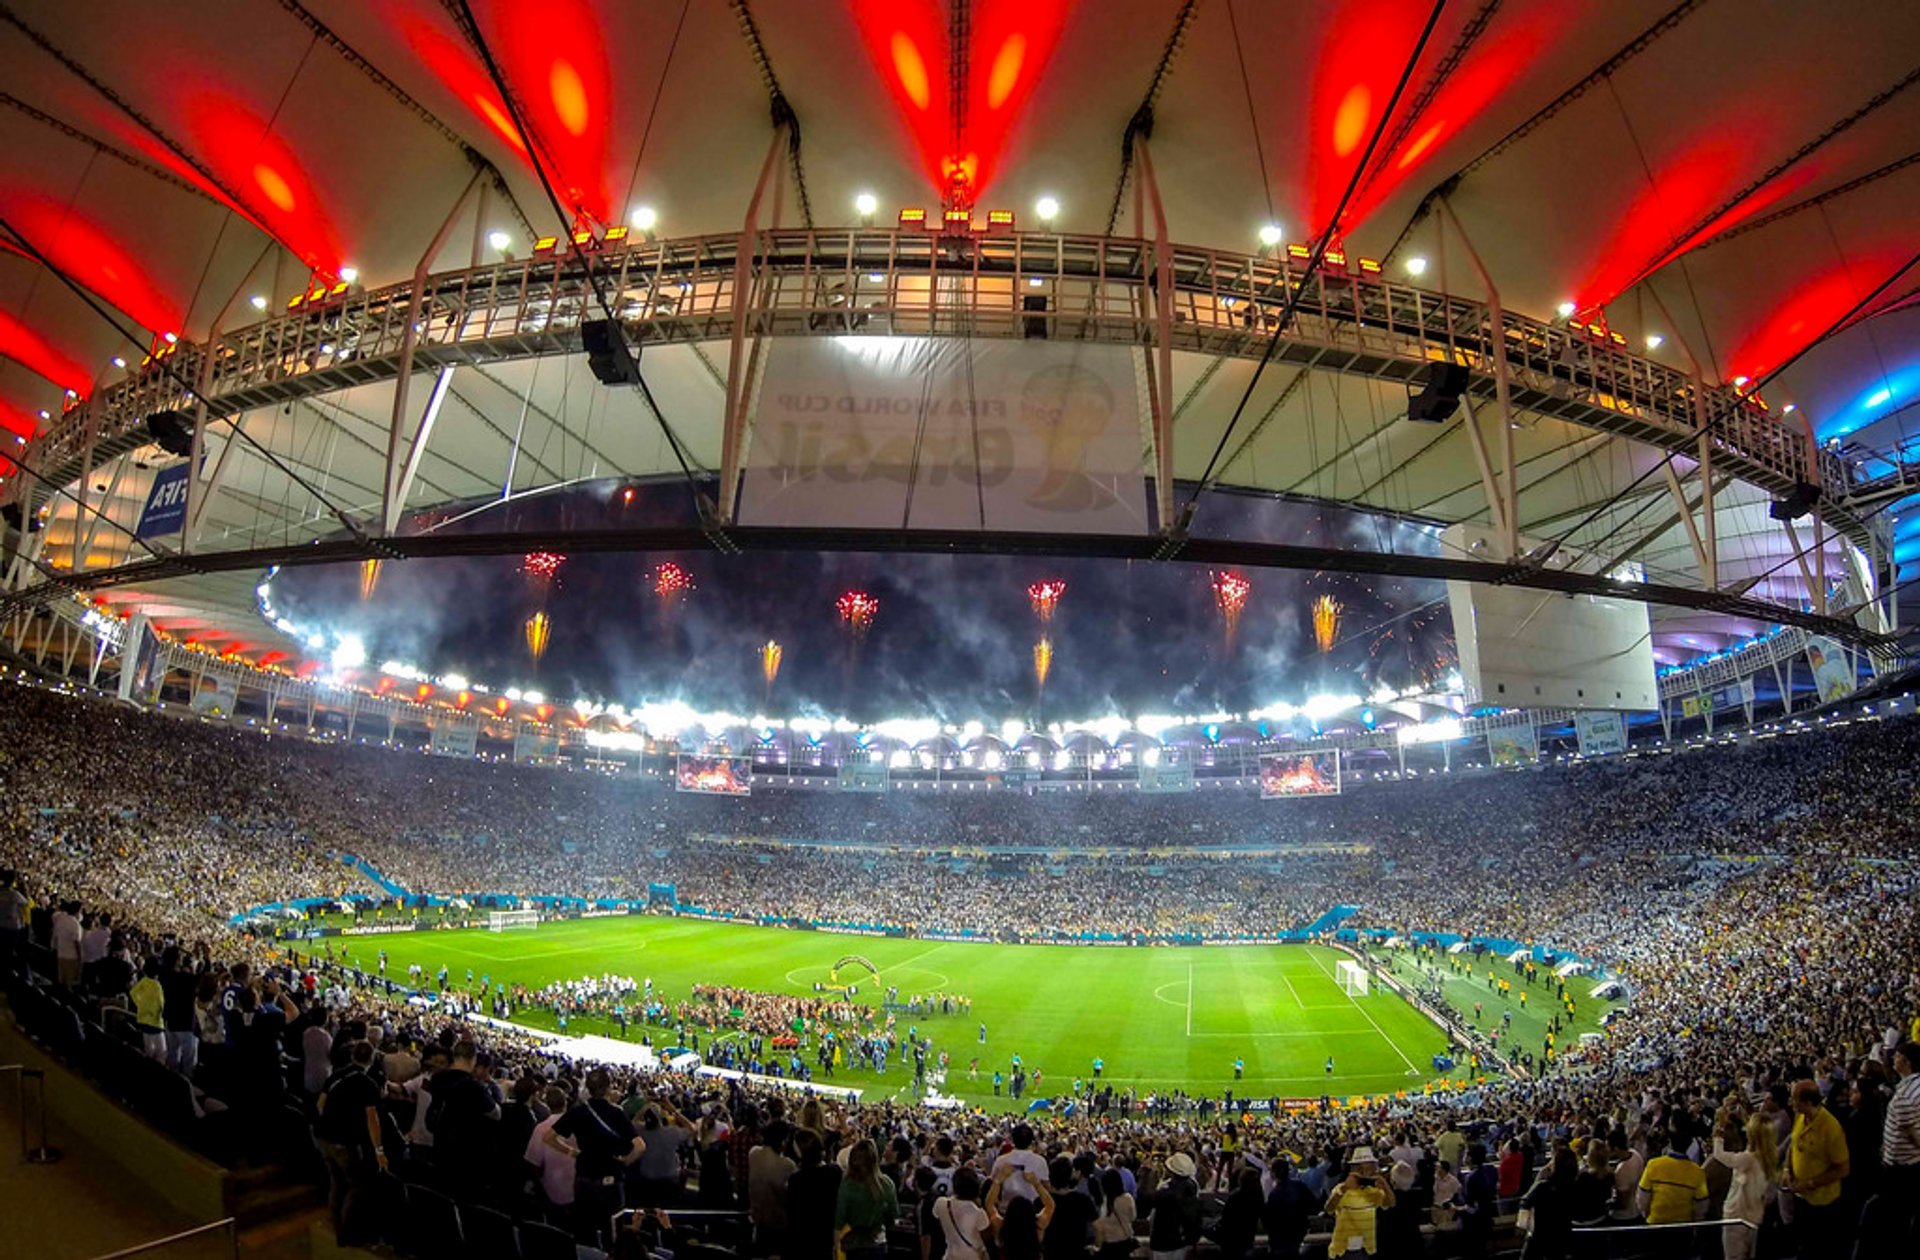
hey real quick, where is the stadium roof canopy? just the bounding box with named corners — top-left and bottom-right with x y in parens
top-left (1, 0), bottom-right (1917, 674)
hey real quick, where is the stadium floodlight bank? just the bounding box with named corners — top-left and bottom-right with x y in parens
top-left (1335, 959), bottom-right (1370, 996)
top-left (487, 909), bottom-right (540, 932)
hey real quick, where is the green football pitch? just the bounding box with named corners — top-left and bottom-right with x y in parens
top-left (320, 916), bottom-right (1607, 1108)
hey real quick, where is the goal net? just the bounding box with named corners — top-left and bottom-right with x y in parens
top-left (487, 909), bottom-right (540, 932)
top-left (1334, 959), bottom-right (1370, 997)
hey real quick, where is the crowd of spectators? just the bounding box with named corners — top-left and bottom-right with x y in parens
top-left (2, 681), bottom-right (1919, 1258)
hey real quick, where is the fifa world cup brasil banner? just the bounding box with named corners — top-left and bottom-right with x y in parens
top-left (1573, 710), bottom-right (1628, 757)
top-left (740, 338), bottom-right (1149, 533)
top-left (1260, 751), bottom-right (1341, 798)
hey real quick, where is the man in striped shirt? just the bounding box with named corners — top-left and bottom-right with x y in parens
top-left (1871, 1042), bottom-right (1920, 1251)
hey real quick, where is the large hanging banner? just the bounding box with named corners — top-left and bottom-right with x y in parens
top-left (838, 762), bottom-right (889, 793)
top-left (117, 614), bottom-right (166, 705)
top-left (740, 338), bottom-right (1149, 533)
top-left (1138, 760), bottom-right (1196, 794)
top-left (513, 731), bottom-right (561, 764)
top-left (1573, 710), bottom-right (1628, 757)
top-left (1680, 677), bottom-right (1754, 720)
top-left (136, 462), bottom-right (191, 539)
top-left (190, 674), bottom-right (239, 717)
top-left (1804, 636), bottom-right (1855, 705)
top-left (429, 723), bottom-right (478, 758)
top-left (1486, 722), bottom-right (1539, 767)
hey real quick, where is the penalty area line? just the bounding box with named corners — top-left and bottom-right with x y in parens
top-left (1307, 948), bottom-right (1422, 1077)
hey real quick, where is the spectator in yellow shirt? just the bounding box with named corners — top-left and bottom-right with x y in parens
top-left (1783, 1080), bottom-right (1850, 1259)
top-left (1325, 1147), bottom-right (1395, 1255)
top-left (1636, 1133), bottom-right (1707, 1224)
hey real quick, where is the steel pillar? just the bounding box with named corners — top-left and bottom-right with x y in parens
top-left (1132, 137), bottom-right (1177, 534)
top-left (384, 365), bottom-right (457, 534)
top-left (1660, 462), bottom-right (1711, 580)
top-left (181, 241), bottom-right (277, 556)
top-left (386, 170), bottom-right (485, 536)
top-left (73, 451), bottom-right (128, 571)
top-left (1438, 198), bottom-right (1519, 559)
top-left (719, 126), bottom-right (789, 522)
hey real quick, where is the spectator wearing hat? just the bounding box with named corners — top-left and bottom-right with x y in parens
top-left (1325, 1146), bottom-right (1395, 1256)
top-left (1146, 1152), bottom-right (1200, 1260)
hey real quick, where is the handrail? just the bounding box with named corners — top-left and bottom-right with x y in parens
top-left (1570, 1215), bottom-right (1754, 1232)
top-left (20, 228), bottom-right (1856, 540)
top-left (0, 1061), bottom-right (59, 1163)
top-left (83, 1217), bottom-right (239, 1260)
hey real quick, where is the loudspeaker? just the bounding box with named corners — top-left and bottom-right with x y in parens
top-left (581, 319), bottom-right (640, 385)
top-left (1768, 481), bottom-right (1821, 521)
top-left (1406, 362), bottom-right (1471, 424)
top-left (1022, 293), bottom-right (1049, 340)
top-left (145, 410), bottom-right (197, 457)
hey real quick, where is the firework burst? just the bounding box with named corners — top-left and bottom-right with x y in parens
top-left (1312, 594), bottom-right (1342, 654)
top-left (1367, 603), bottom-right (1456, 691)
top-left (1027, 579), bottom-right (1066, 623)
top-left (1211, 570), bottom-right (1252, 643)
top-left (761, 640), bottom-right (783, 701)
top-left (652, 561), bottom-right (693, 601)
top-left (521, 551), bottom-right (566, 584)
top-left (358, 558), bottom-right (382, 601)
top-left (1033, 637), bottom-right (1054, 689)
top-left (524, 610), bottom-right (552, 663)
top-left (836, 589), bottom-right (879, 638)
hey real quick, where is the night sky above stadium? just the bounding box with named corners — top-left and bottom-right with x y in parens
top-left (269, 484), bottom-right (1453, 722)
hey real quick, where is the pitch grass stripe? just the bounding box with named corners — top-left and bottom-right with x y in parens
top-left (1306, 948), bottom-right (1422, 1076)
top-left (1186, 961), bottom-right (1194, 1037)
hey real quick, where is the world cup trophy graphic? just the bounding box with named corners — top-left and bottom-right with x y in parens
top-left (1021, 363), bottom-right (1119, 514)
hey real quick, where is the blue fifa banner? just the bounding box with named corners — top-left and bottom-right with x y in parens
top-left (136, 463), bottom-right (191, 538)
top-left (1137, 760), bottom-right (1195, 793)
top-left (1573, 710), bottom-right (1628, 757)
top-left (838, 762), bottom-right (888, 793)
top-left (1680, 677), bottom-right (1754, 720)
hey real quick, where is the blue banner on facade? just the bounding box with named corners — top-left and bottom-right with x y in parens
top-left (136, 463), bottom-right (190, 538)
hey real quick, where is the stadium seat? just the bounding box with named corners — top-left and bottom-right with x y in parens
top-left (400, 1182), bottom-right (465, 1260)
top-left (516, 1219), bottom-right (578, 1260)
top-left (462, 1203), bottom-right (523, 1260)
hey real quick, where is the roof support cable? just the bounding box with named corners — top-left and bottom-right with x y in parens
top-left (1178, 0), bottom-right (1450, 538)
top-left (450, 0), bottom-right (708, 516)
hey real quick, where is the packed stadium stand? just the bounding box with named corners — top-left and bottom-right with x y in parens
top-left (5, 3), bottom-right (1920, 1260)
top-left (3, 679), bottom-right (1917, 1259)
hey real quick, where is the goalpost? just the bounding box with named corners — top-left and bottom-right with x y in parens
top-left (487, 909), bottom-right (540, 932)
top-left (1334, 959), bottom-right (1370, 997)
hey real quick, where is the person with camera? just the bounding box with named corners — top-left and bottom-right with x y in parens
top-left (1325, 1147), bottom-right (1396, 1256)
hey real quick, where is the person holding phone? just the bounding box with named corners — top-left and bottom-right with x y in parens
top-left (1325, 1147), bottom-right (1395, 1256)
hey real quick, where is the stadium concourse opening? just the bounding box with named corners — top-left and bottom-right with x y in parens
top-left (3, 3), bottom-right (1920, 1260)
